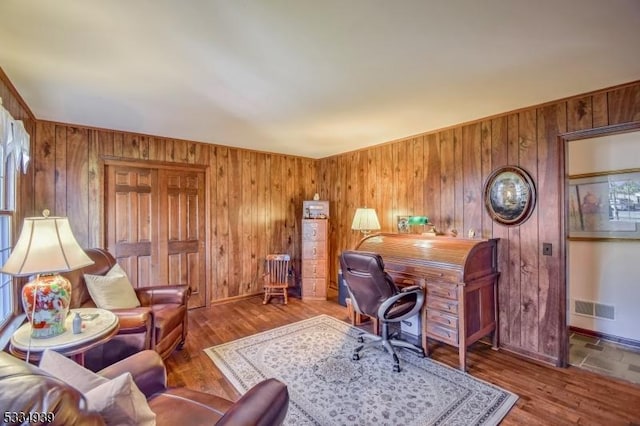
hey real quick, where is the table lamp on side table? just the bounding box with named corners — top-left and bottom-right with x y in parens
top-left (1, 209), bottom-right (94, 339)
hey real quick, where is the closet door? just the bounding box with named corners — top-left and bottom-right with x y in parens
top-left (159, 169), bottom-right (206, 309)
top-left (105, 163), bottom-right (207, 309)
top-left (105, 165), bottom-right (159, 286)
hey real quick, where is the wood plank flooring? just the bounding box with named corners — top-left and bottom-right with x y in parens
top-left (164, 295), bottom-right (640, 425)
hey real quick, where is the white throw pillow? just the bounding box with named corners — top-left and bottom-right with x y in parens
top-left (39, 350), bottom-right (156, 426)
top-left (84, 264), bottom-right (141, 309)
top-left (39, 349), bottom-right (108, 393)
top-left (85, 372), bottom-right (156, 426)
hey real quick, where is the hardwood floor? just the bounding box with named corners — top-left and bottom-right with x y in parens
top-left (165, 295), bottom-right (640, 425)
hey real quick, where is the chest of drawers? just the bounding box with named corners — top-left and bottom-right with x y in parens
top-left (301, 219), bottom-right (329, 300)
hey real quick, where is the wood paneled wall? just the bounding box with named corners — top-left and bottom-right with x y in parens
top-left (25, 122), bottom-right (316, 303)
top-left (317, 81), bottom-right (640, 364)
top-left (2, 65), bottom-right (639, 364)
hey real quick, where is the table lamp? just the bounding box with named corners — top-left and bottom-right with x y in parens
top-left (351, 207), bottom-right (381, 235)
top-left (408, 215), bottom-right (428, 233)
top-left (1, 210), bottom-right (94, 338)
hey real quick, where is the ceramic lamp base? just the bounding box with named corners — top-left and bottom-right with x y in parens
top-left (21, 274), bottom-right (72, 338)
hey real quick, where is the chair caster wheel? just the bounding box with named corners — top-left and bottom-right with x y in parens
top-left (357, 336), bottom-right (364, 343)
top-left (352, 353), bottom-right (360, 361)
top-left (393, 364), bottom-right (401, 373)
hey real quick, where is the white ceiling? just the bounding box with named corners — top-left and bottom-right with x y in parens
top-left (1, 1), bottom-right (639, 159)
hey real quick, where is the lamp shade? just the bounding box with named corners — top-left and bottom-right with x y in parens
top-left (351, 208), bottom-right (381, 233)
top-left (1, 213), bottom-right (94, 276)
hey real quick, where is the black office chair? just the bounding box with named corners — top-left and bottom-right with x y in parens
top-left (340, 250), bottom-right (425, 372)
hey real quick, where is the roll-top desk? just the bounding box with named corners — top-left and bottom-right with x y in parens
top-left (354, 233), bottom-right (499, 371)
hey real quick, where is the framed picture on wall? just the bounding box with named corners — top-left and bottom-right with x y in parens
top-left (568, 168), bottom-right (640, 240)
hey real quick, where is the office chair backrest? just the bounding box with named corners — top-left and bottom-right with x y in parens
top-left (340, 250), bottom-right (398, 318)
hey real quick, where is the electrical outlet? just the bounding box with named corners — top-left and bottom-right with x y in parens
top-left (542, 243), bottom-right (552, 256)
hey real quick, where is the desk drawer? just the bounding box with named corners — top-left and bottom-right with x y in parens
top-left (426, 309), bottom-right (458, 328)
top-left (426, 283), bottom-right (457, 300)
top-left (426, 295), bottom-right (458, 315)
top-left (388, 271), bottom-right (424, 288)
top-left (426, 323), bottom-right (458, 346)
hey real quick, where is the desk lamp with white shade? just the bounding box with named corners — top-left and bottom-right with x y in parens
top-left (351, 207), bottom-right (381, 235)
top-left (1, 210), bottom-right (94, 338)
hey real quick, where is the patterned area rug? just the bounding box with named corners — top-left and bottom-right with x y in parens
top-left (205, 315), bottom-right (518, 426)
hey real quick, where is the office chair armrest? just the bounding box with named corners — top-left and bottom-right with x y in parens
top-left (378, 287), bottom-right (424, 321)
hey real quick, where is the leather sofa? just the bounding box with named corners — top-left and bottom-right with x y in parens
top-left (61, 248), bottom-right (191, 371)
top-left (0, 350), bottom-right (289, 425)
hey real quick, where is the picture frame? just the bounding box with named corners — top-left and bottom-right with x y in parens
top-left (397, 215), bottom-right (410, 233)
top-left (484, 166), bottom-right (536, 226)
top-left (568, 168), bottom-right (640, 240)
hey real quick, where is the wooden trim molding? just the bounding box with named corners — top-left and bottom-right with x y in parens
top-left (102, 155), bottom-right (209, 171)
top-left (559, 121), bottom-right (640, 142)
top-left (569, 326), bottom-right (640, 351)
top-left (0, 67), bottom-right (35, 120)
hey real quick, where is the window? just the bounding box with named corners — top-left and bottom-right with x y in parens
top-left (0, 156), bottom-right (15, 327)
top-left (1, 107), bottom-right (30, 329)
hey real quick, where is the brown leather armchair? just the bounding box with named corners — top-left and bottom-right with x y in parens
top-left (61, 248), bottom-right (190, 371)
top-left (0, 350), bottom-right (289, 425)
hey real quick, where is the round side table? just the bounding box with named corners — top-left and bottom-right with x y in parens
top-left (10, 308), bottom-right (119, 366)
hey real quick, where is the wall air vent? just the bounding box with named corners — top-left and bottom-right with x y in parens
top-left (573, 299), bottom-right (615, 320)
top-left (595, 303), bottom-right (615, 320)
top-left (574, 300), bottom-right (594, 316)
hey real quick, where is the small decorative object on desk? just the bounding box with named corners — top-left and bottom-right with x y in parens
top-left (303, 200), bottom-right (329, 219)
top-left (313, 192), bottom-right (320, 201)
top-left (72, 312), bottom-right (82, 334)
